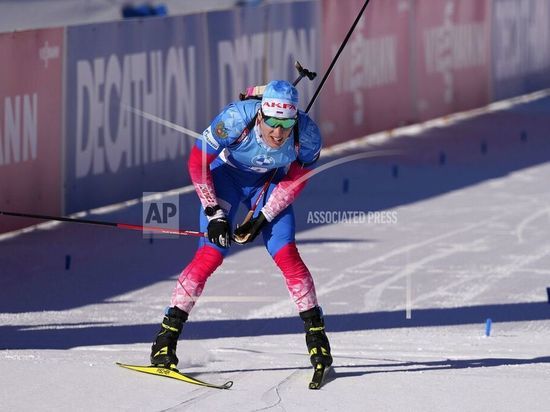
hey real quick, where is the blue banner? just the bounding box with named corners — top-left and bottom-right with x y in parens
top-left (65, 15), bottom-right (207, 213)
top-left (491, 0), bottom-right (550, 100)
top-left (205, 1), bottom-right (320, 121)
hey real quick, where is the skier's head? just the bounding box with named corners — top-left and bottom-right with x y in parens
top-left (259, 80), bottom-right (298, 149)
top-left (261, 80), bottom-right (299, 119)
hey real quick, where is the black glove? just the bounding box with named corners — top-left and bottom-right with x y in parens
top-left (233, 212), bottom-right (267, 244)
top-left (207, 217), bottom-right (231, 248)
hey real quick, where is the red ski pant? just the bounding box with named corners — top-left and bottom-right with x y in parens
top-left (171, 243), bottom-right (318, 314)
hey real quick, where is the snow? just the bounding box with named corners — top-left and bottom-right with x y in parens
top-left (2, 93), bottom-right (550, 411)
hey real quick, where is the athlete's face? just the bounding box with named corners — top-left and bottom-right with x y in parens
top-left (258, 112), bottom-right (293, 149)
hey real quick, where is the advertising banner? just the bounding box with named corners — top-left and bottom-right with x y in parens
top-left (205, 1), bottom-right (320, 121)
top-left (491, 0), bottom-right (550, 100)
top-left (64, 15), bottom-right (206, 213)
top-left (265, 1), bottom-right (321, 118)
top-left (0, 28), bottom-right (63, 233)
top-left (319, 0), bottom-right (414, 146)
top-left (413, 0), bottom-right (491, 121)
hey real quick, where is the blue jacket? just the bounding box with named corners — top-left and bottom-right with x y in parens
top-left (197, 100), bottom-right (322, 173)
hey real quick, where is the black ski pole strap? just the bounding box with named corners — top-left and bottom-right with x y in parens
top-left (229, 113), bottom-right (258, 149)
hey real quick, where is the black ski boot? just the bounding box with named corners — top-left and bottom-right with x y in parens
top-left (300, 306), bottom-right (333, 367)
top-left (150, 307), bottom-right (188, 369)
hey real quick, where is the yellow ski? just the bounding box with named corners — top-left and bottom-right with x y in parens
top-left (116, 362), bottom-right (233, 390)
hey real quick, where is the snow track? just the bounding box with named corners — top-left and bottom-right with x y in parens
top-left (2, 94), bottom-right (550, 410)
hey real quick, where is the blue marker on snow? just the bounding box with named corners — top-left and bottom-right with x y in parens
top-left (485, 318), bottom-right (492, 337)
top-left (65, 254), bottom-right (71, 270)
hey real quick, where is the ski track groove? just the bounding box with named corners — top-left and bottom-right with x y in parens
top-left (334, 210), bottom-right (511, 288)
top-left (515, 206), bottom-right (550, 244)
top-left (362, 239), bottom-right (487, 312)
top-left (418, 243), bottom-right (550, 307)
top-left (249, 210), bottom-right (512, 318)
top-left (161, 388), bottom-right (213, 412)
top-left (255, 369), bottom-right (302, 412)
top-left (377, 217), bottom-right (550, 310)
top-left (462, 245), bottom-right (550, 302)
top-left (159, 370), bottom-right (242, 411)
top-left (411, 208), bottom-right (550, 307)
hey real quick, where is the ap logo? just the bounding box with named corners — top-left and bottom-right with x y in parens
top-left (142, 192), bottom-right (180, 238)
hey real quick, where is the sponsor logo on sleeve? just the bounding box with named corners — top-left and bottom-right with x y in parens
top-left (203, 127), bottom-right (220, 150)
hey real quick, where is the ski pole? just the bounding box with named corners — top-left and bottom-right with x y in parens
top-left (242, 0), bottom-right (372, 223)
top-left (305, 0), bottom-right (371, 113)
top-left (239, 168), bottom-right (277, 226)
top-left (0, 210), bottom-right (206, 237)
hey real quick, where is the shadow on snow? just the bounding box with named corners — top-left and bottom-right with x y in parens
top-left (1, 301), bottom-right (549, 350)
